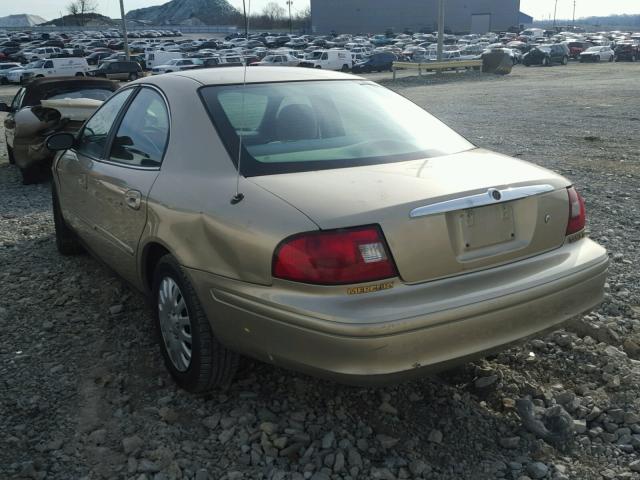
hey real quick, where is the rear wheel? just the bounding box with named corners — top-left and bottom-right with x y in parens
top-left (561, 56), bottom-right (568, 65)
top-left (52, 185), bottom-right (83, 255)
top-left (341, 64), bottom-right (350, 72)
top-left (609, 55), bottom-right (614, 62)
top-left (632, 55), bottom-right (637, 62)
top-left (128, 72), bottom-right (139, 81)
top-left (152, 255), bottom-right (239, 392)
top-left (542, 57), bottom-right (549, 66)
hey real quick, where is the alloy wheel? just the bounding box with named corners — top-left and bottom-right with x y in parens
top-left (158, 277), bottom-right (192, 372)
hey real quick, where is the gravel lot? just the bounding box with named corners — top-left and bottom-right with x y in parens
top-left (2, 62), bottom-right (640, 480)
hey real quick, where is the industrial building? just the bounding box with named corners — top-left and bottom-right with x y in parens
top-left (310, 0), bottom-right (532, 34)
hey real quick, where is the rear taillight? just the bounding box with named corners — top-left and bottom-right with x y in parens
top-left (273, 226), bottom-right (397, 285)
top-left (566, 186), bottom-right (586, 235)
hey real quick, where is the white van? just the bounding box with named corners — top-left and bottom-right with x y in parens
top-left (301, 49), bottom-right (352, 71)
top-left (519, 28), bottom-right (546, 42)
top-left (27, 47), bottom-right (62, 61)
top-left (7, 58), bottom-right (89, 84)
top-left (145, 50), bottom-right (185, 69)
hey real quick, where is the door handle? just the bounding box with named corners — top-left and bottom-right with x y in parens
top-left (124, 190), bottom-right (142, 210)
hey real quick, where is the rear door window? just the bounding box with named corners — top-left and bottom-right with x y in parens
top-left (108, 88), bottom-right (169, 167)
top-left (76, 88), bottom-right (134, 159)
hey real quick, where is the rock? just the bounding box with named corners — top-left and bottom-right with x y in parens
top-left (321, 431), bottom-right (335, 449)
top-left (203, 414), bottom-right (221, 429)
top-left (376, 434), bottom-right (399, 449)
top-left (88, 428), bottom-right (106, 445)
top-left (138, 459), bottom-right (160, 473)
top-left (573, 419), bottom-right (587, 434)
top-left (347, 448), bottom-right (362, 468)
top-left (194, 469), bottom-right (209, 480)
top-left (427, 429), bottom-right (443, 444)
top-left (499, 436), bottom-right (520, 449)
top-left (333, 451), bottom-right (345, 472)
top-left (123, 435), bottom-right (144, 454)
top-left (630, 460), bottom-right (640, 472)
top-left (623, 339), bottom-right (640, 357)
top-left (218, 428), bottom-right (235, 445)
top-left (475, 374), bottom-right (499, 389)
top-left (109, 304), bottom-right (123, 315)
top-left (526, 462), bottom-right (548, 479)
top-left (379, 401), bottom-right (398, 415)
top-left (409, 459), bottom-right (429, 476)
top-left (259, 422), bottom-right (278, 435)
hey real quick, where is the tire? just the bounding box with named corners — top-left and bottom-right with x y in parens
top-left (128, 72), bottom-right (138, 81)
top-left (52, 185), bottom-right (83, 255)
top-left (74, 72), bottom-right (84, 77)
top-left (579, 58), bottom-right (584, 63)
top-left (36, 74), bottom-right (44, 78)
top-left (609, 55), bottom-right (614, 62)
top-left (152, 255), bottom-right (239, 392)
top-left (6, 144), bottom-right (15, 165)
top-left (315, 65), bottom-right (322, 69)
top-left (0, 77), bottom-right (7, 85)
top-left (562, 56), bottom-right (568, 65)
top-left (542, 57), bottom-right (549, 66)
top-left (341, 64), bottom-right (350, 72)
top-left (632, 55), bottom-right (637, 62)
top-left (524, 63), bottom-right (530, 67)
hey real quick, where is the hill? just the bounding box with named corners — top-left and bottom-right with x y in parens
top-left (39, 13), bottom-right (117, 27)
top-left (126, 0), bottom-right (239, 26)
top-left (0, 14), bottom-right (47, 27)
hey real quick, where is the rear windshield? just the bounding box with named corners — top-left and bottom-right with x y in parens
top-left (200, 80), bottom-right (474, 176)
top-left (47, 88), bottom-right (115, 101)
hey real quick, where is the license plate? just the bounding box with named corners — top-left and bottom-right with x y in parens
top-left (459, 203), bottom-right (515, 250)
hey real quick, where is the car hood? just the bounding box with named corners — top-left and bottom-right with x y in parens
top-left (249, 148), bottom-right (569, 229)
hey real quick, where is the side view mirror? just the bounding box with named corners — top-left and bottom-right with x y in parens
top-left (0, 102), bottom-right (10, 113)
top-left (46, 132), bottom-right (75, 151)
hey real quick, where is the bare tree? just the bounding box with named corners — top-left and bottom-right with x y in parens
top-left (262, 2), bottom-right (286, 23)
top-left (67, 0), bottom-right (98, 26)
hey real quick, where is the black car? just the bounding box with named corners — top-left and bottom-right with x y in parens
top-left (88, 61), bottom-right (143, 81)
top-left (615, 43), bottom-right (639, 62)
top-left (86, 51), bottom-right (113, 65)
top-left (352, 52), bottom-right (397, 73)
top-left (522, 44), bottom-right (569, 66)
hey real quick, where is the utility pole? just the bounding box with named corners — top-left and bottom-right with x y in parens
top-left (553, 0), bottom-right (558, 29)
top-left (119, 0), bottom-right (130, 60)
top-left (436, 0), bottom-right (444, 61)
top-left (573, 0), bottom-right (576, 25)
top-left (286, 1), bottom-right (293, 34)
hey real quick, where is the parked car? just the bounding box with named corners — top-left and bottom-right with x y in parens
top-left (151, 58), bottom-right (201, 75)
top-left (579, 46), bottom-right (615, 62)
top-left (522, 44), bottom-right (569, 66)
top-left (299, 49), bottom-right (352, 71)
top-left (0, 77), bottom-right (118, 183)
top-left (0, 62), bottom-right (21, 84)
top-left (6, 58), bottom-right (89, 84)
top-left (250, 54), bottom-right (300, 67)
top-left (86, 51), bottom-right (114, 66)
top-left (614, 43), bottom-right (639, 61)
top-left (45, 67), bottom-right (608, 392)
top-left (567, 41), bottom-right (592, 59)
top-left (88, 60), bottom-right (143, 81)
top-left (351, 52), bottom-right (396, 73)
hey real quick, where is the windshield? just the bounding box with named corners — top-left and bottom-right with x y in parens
top-left (47, 88), bottom-right (114, 101)
top-left (25, 61), bottom-right (44, 69)
top-left (200, 80), bottom-right (474, 176)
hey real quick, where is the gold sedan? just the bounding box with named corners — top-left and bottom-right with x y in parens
top-left (46, 67), bottom-right (608, 392)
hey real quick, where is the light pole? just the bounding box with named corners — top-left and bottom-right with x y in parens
top-left (286, 0), bottom-right (293, 34)
top-left (573, 0), bottom-right (576, 25)
top-left (436, 0), bottom-right (444, 62)
top-left (553, 0), bottom-right (559, 29)
top-left (119, 0), bottom-right (130, 61)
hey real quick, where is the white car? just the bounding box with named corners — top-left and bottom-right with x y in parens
top-left (151, 58), bottom-right (201, 75)
top-left (579, 46), bottom-right (615, 62)
top-left (7, 58), bottom-right (89, 84)
top-left (252, 54), bottom-right (300, 67)
top-left (0, 63), bottom-right (21, 84)
top-left (27, 47), bottom-right (62, 61)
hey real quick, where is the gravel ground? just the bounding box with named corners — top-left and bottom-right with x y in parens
top-left (2, 62), bottom-right (640, 480)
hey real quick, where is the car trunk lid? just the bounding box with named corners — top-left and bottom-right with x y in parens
top-left (251, 149), bottom-right (571, 284)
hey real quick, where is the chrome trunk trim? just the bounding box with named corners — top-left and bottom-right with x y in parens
top-left (409, 184), bottom-right (555, 218)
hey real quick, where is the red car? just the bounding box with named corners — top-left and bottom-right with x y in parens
top-left (567, 41), bottom-right (592, 59)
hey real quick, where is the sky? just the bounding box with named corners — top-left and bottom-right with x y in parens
top-left (4, 0), bottom-right (640, 22)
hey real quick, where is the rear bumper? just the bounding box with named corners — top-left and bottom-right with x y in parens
top-left (187, 237), bottom-right (608, 384)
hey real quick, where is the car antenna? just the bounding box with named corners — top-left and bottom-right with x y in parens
top-left (231, 0), bottom-right (251, 205)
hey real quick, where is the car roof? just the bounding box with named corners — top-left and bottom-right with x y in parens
top-left (142, 66), bottom-right (362, 87)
